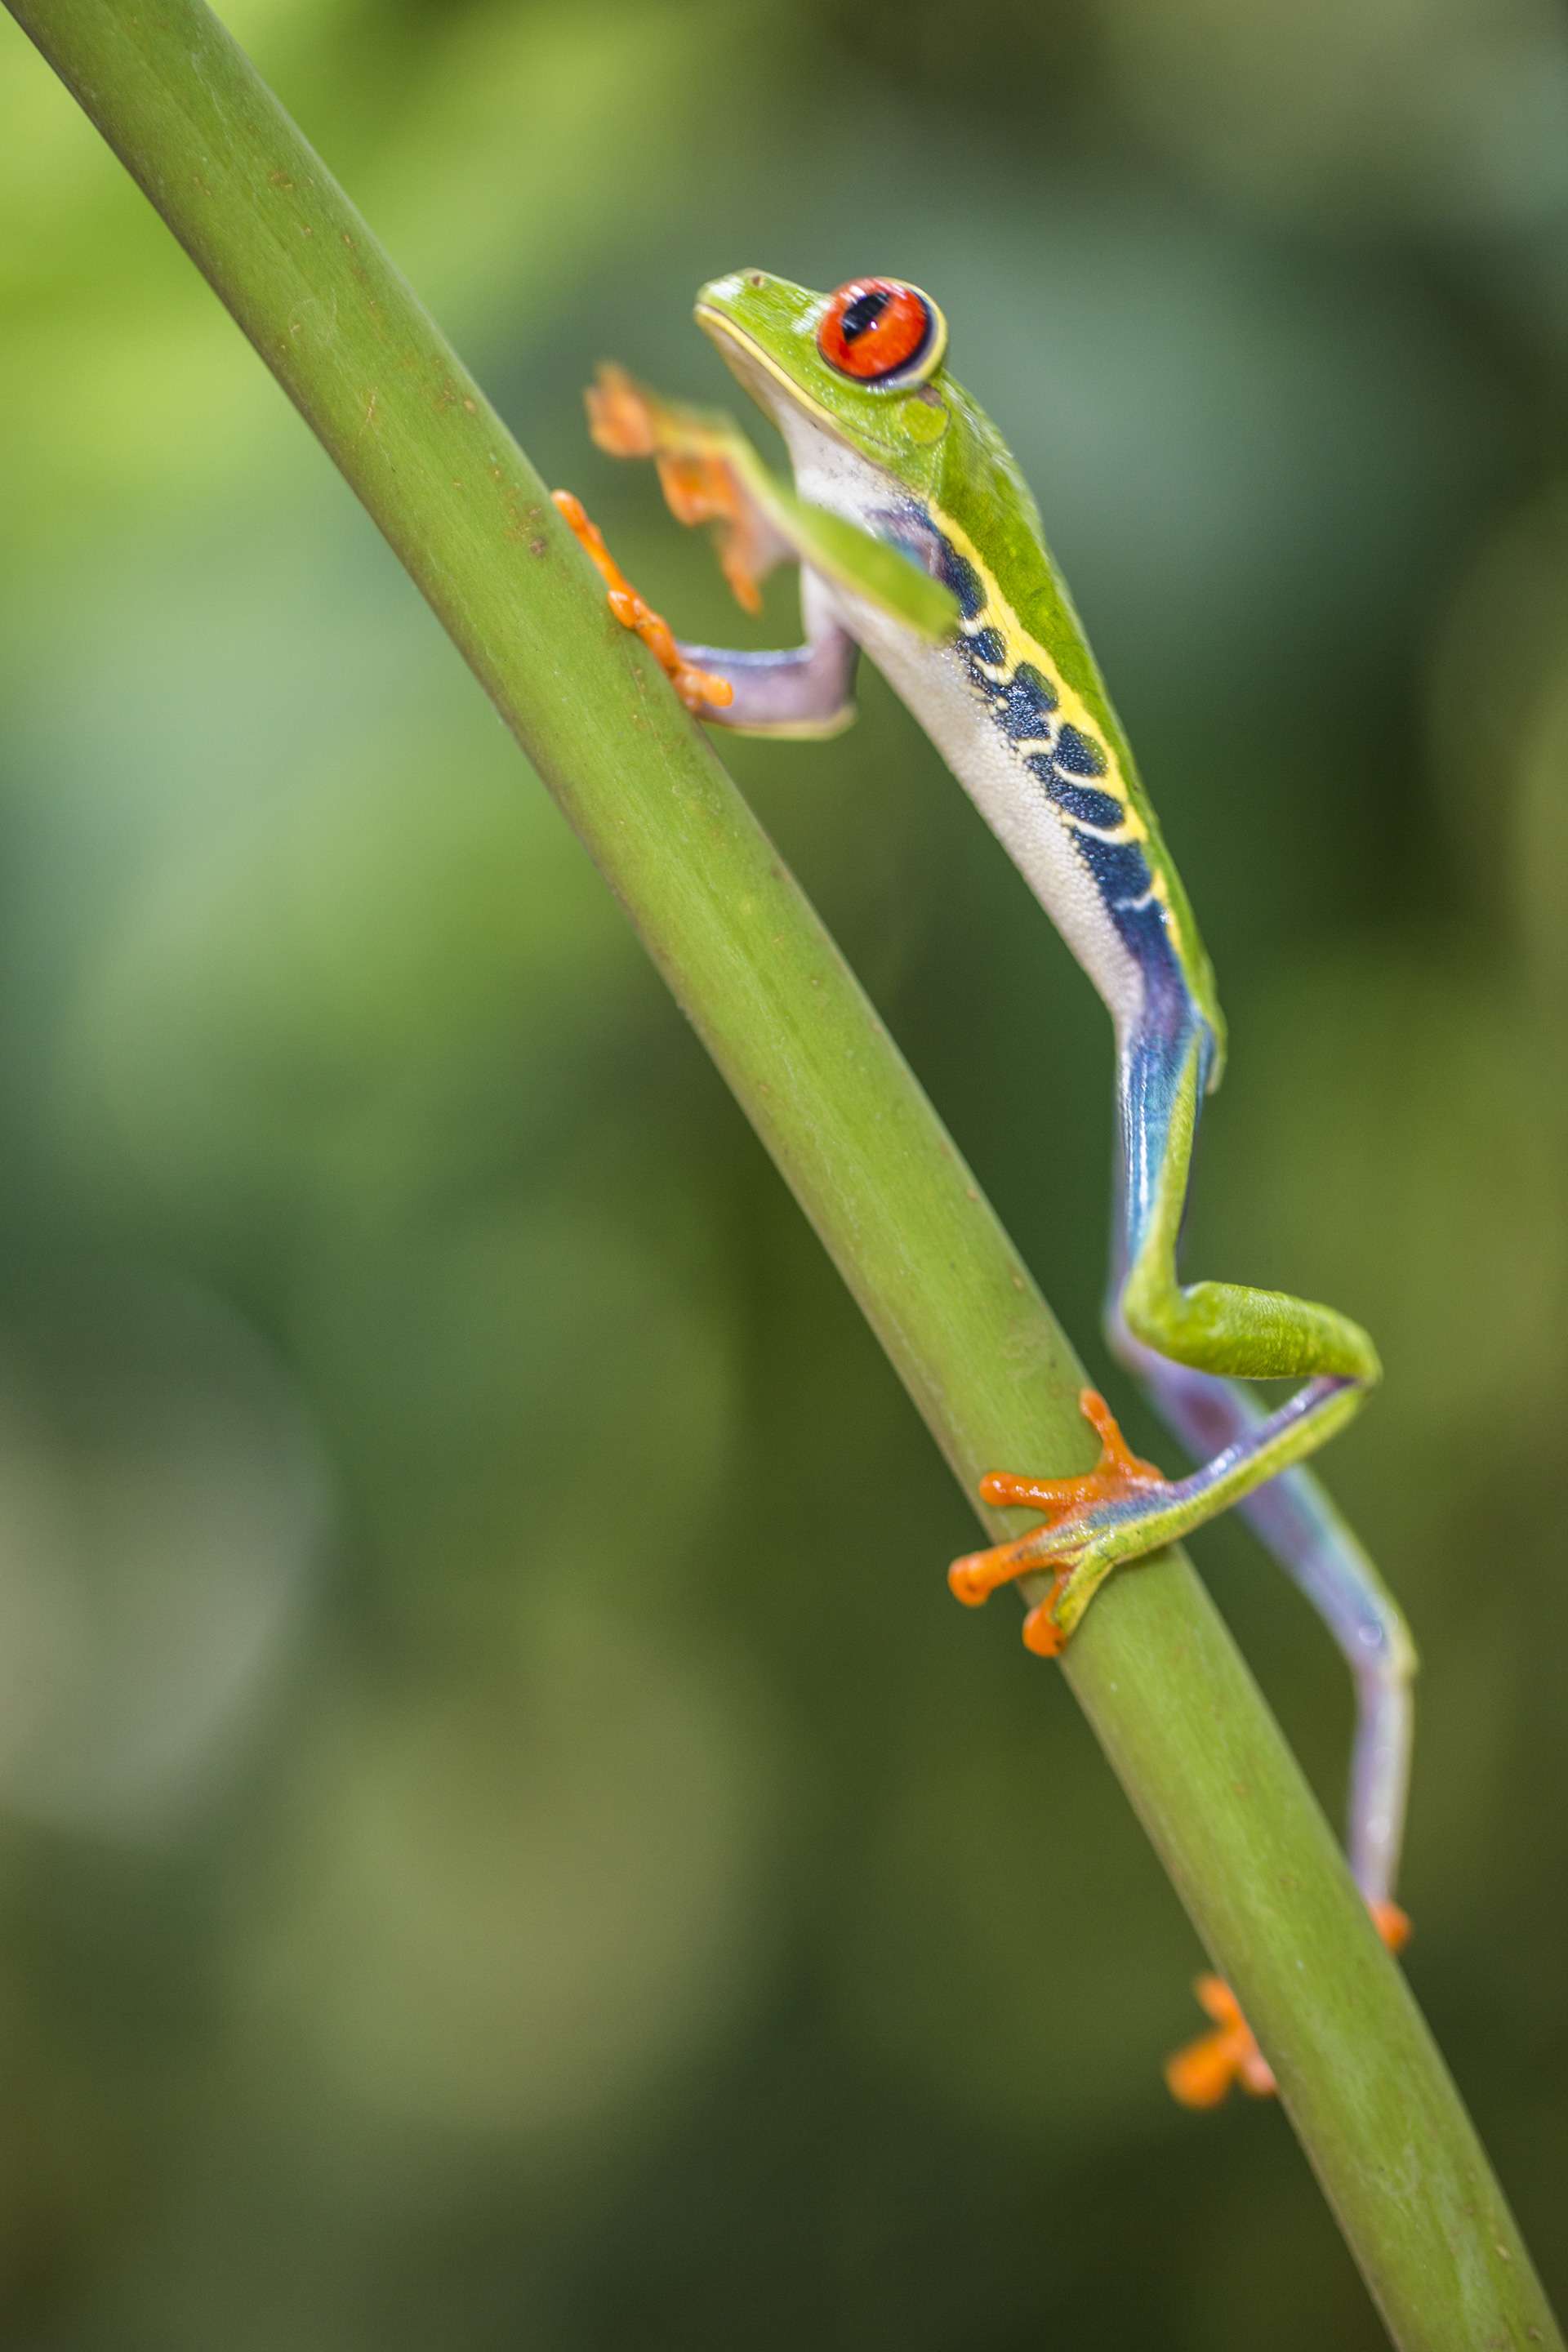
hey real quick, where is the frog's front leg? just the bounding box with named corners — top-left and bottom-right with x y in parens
top-left (672, 573), bottom-right (860, 739)
top-left (671, 630), bottom-right (859, 737)
top-left (556, 363), bottom-right (952, 732)
top-left (555, 484), bottom-right (859, 735)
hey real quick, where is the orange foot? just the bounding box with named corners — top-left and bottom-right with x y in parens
top-left (550, 488), bottom-right (734, 716)
top-left (584, 364), bottom-right (773, 614)
top-left (947, 1389), bottom-right (1166, 1656)
top-left (1165, 1900), bottom-right (1414, 2109)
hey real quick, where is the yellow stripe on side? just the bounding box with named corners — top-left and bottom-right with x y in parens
top-left (936, 508), bottom-right (1163, 862)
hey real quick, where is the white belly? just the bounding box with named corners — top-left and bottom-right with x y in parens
top-left (824, 574), bottom-right (1147, 1036)
top-left (774, 415), bottom-right (1148, 1033)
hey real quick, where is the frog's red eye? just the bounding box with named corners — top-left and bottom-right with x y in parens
top-left (817, 278), bottom-right (942, 385)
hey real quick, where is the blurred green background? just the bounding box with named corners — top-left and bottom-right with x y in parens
top-left (2, 0), bottom-right (1566, 2342)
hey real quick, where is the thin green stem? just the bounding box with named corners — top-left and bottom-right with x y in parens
top-left (7, 4), bottom-right (1557, 2345)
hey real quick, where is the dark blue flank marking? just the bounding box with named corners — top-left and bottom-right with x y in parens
top-left (1054, 722), bottom-right (1107, 777)
top-left (1026, 763), bottom-right (1125, 833)
top-left (865, 509), bottom-right (1189, 1018)
top-left (1074, 832), bottom-right (1149, 905)
top-left (939, 546), bottom-right (987, 622)
top-left (996, 663), bottom-right (1057, 738)
top-left (923, 524), bottom-right (1188, 1010)
top-left (1122, 898), bottom-right (1191, 1031)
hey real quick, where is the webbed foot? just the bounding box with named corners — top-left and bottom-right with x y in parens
top-left (550, 488), bottom-right (734, 715)
top-left (947, 1390), bottom-right (1167, 1655)
top-left (584, 364), bottom-right (781, 613)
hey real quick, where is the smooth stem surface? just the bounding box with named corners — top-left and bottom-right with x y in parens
top-left (8, 3), bottom-right (1558, 2345)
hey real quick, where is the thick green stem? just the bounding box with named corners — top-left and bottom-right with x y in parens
top-left (8, 3), bottom-right (1557, 2345)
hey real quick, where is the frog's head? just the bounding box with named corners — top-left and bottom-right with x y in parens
top-left (695, 270), bottom-right (951, 476)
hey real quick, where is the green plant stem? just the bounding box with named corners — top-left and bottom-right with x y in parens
top-left (8, 3), bottom-right (1558, 2344)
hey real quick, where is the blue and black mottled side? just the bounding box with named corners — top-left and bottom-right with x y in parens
top-left (931, 533), bottom-right (1189, 1024)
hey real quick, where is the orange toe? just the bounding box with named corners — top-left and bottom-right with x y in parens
top-left (1371, 1899), bottom-right (1412, 1954)
top-left (1165, 1973), bottom-right (1276, 2109)
top-left (975, 1392), bottom-right (1164, 1534)
top-left (581, 367), bottom-right (771, 614)
top-left (1077, 1388), bottom-right (1165, 1486)
top-left (950, 1392), bottom-right (1165, 1655)
top-left (1166, 1903), bottom-right (1414, 2111)
top-left (1164, 2030), bottom-right (1241, 2109)
top-left (551, 488), bottom-right (733, 715)
top-left (1021, 1584), bottom-right (1070, 1656)
top-left (947, 1554), bottom-right (992, 1608)
top-left (653, 452), bottom-right (768, 616)
top-left (947, 1530), bottom-right (1054, 1609)
top-left (583, 363), bottom-right (661, 460)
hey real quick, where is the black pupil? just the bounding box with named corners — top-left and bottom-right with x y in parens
top-left (840, 288), bottom-right (891, 343)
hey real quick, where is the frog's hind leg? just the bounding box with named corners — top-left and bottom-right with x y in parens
top-left (1102, 1011), bottom-right (1415, 1909)
top-left (1106, 1318), bottom-right (1415, 1909)
top-left (950, 1019), bottom-right (1388, 1652)
top-left (947, 1009), bottom-right (1415, 2099)
top-left (1102, 1016), bottom-right (1415, 2108)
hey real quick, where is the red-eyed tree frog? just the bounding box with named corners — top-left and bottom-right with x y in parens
top-left (555, 271), bottom-right (1416, 2105)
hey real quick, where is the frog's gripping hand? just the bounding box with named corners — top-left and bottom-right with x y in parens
top-left (581, 363), bottom-right (786, 617)
top-left (550, 489), bottom-right (733, 716)
top-left (582, 363), bottom-right (957, 638)
top-left (555, 366), bottom-right (957, 736)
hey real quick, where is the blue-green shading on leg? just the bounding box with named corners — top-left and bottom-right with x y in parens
top-left (949, 998), bottom-right (1414, 2101)
top-left (1110, 1325), bottom-right (1415, 1905)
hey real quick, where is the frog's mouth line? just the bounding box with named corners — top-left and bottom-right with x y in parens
top-left (693, 301), bottom-right (850, 447)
